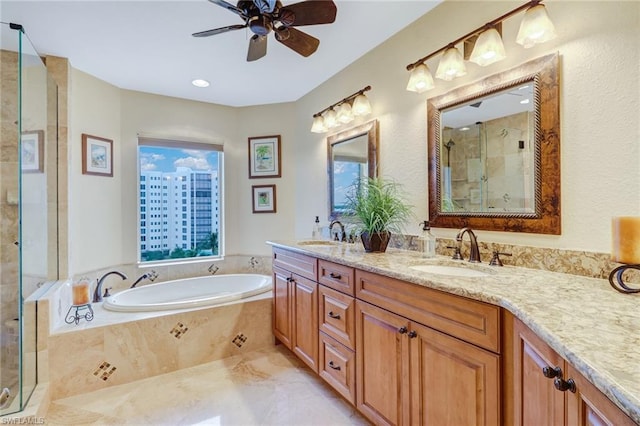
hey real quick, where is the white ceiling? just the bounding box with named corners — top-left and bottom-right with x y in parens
top-left (2, 0), bottom-right (441, 107)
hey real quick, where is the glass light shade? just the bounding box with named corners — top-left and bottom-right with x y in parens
top-left (310, 115), bottom-right (327, 133)
top-left (336, 102), bottom-right (354, 124)
top-left (323, 108), bottom-right (339, 128)
top-left (469, 27), bottom-right (506, 66)
top-left (516, 4), bottom-right (557, 48)
top-left (435, 46), bottom-right (467, 81)
top-left (352, 94), bottom-right (372, 117)
top-left (406, 63), bottom-right (434, 93)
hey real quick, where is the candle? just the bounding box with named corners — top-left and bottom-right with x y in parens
top-left (611, 216), bottom-right (640, 264)
top-left (72, 280), bottom-right (91, 305)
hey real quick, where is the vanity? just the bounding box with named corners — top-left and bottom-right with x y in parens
top-left (268, 241), bottom-right (639, 426)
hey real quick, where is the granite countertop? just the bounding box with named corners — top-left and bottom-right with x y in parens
top-left (268, 240), bottom-right (640, 424)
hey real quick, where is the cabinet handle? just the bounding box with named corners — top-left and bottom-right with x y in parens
top-left (328, 361), bottom-right (341, 371)
top-left (329, 272), bottom-right (342, 279)
top-left (408, 330), bottom-right (417, 338)
top-left (398, 326), bottom-right (408, 334)
top-left (328, 311), bottom-right (341, 319)
top-left (554, 377), bottom-right (576, 393)
top-left (542, 366), bottom-right (562, 379)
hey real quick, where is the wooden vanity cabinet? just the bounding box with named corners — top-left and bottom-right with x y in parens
top-left (272, 249), bottom-right (319, 373)
top-left (512, 318), bottom-right (635, 426)
top-left (355, 271), bottom-right (501, 426)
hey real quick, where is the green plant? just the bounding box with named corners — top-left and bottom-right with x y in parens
top-left (345, 177), bottom-right (413, 235)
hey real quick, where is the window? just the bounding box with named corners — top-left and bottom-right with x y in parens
top-left (138, 137), bottom-right (223, 263)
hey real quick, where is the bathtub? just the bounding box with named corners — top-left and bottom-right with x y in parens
top-left (102, 274), bottom-right (272, 312)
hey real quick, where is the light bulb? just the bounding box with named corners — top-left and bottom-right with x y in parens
top-left (310, 115), bottom-right (327, 133)
top-left (323, 108), bottom-right (339, 128)
top-left (352, 94), bottom-right (372, 117)
top-left (516, 3), bottom-right (557, 48)
top-left (435, 46), bottom-right (467, 81)
top-left (469, 27), bottom-right (506, 66)
top-left (406, 63), bottom-right (434, 93)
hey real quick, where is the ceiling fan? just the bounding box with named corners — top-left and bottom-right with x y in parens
top-left (193, 0), bottom-right (337, 62)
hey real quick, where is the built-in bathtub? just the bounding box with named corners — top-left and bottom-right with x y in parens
top-left (103, 274), bottom-right (272, 312)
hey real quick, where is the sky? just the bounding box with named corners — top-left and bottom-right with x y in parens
top-left (139, 146), bottom-right (218, 173)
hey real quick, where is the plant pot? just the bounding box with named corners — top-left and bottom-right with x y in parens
top-left (361, 231), bottom-right (391, 253)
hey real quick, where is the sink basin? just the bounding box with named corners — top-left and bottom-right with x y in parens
top-left (409, 264), bottom-right (491, 277)
top-left (297, 240), bottom-right (338, 246)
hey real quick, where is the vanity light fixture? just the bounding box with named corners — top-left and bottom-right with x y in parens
top-left (405, 0), bottom-right (556, 93)
top-left (191, 79), bottom-right (210, 88)
top-left (310, 86), bottom-right (372, 134)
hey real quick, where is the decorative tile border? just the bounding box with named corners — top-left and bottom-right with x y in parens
top-left (169, 323), bottom-right (189, 339)
top-left (93, 362), bottom-right (116, 381)
top-left (232, 334), bottom-right (247, 348)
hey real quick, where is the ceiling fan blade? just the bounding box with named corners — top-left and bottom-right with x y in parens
top-left (192, 24), bottom-right (247, 37)
top-left (206, 0), bottom-right (247, 17)
top-left (253, 0), bottom-right (277, 13)
top-left (247, 34), bottom-right (268, 62)
top-left (275, 27), bottom-right (319, 57)
top-left (280, 0), bottom-right (337, 26)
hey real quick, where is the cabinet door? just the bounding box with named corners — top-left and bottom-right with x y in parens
top-left (356, 300), bottom-right (409, 426)
top-left (513, 320), bottom-right (565, 426)
top-left (565, 364), bottom-right (636, 426)
top-left (272, 266), bottom-right (292, 349)
top-left (292, 274), bottom-right (318, 373)
top-left (409, 321), bottom-right (500, 425)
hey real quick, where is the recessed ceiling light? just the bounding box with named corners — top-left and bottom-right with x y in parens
top-left (520, 98), bottom-right (530, 104)
top-left (192, 79), bottom-right (210, 88)
top-left (459, 127), bottom-right (470, 131)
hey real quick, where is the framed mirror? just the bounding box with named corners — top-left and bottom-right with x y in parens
top-left (327, 119), bottom-right (378, 219)
top-left (428, 53), bottom-right (560, 234)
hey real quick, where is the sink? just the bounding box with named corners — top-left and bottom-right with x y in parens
top-left (409, 264), bottom-right (491, 277)
top-left (297, 240), bottom-right (338, 246)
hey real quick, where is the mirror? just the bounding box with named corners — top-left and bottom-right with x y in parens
top-left (327, 120), bottom-right (378, 219)
top-left (428, 53), bottom-right (560, 234)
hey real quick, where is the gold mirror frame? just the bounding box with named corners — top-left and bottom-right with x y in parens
top-left (327, 119), bottom-right (379, 220)
top-left (428, 53), bottom-right (560, 234)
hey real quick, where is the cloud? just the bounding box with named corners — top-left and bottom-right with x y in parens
top-left (140, 153), bottom-right (165, 171)
top-left (174, 156), bottom-right (211, 170)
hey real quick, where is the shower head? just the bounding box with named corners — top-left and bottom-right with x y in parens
top-left (445, 140), bottom-right (455, 149)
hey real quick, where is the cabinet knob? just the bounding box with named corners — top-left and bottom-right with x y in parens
top-left (328, 311), bottom-right (341, 320)
top-left (408, 330), bottom-right (417, 338)
top-left (328, 361), bottom-right (341, 371)
top-left (554, 377), bottom-right (576, 393)
top-left (398, 326), bottom-right (408, 334)
top-left (542, 366), bottom-right (562, 379)
top-left (329, 272), bottom-right (342, 279)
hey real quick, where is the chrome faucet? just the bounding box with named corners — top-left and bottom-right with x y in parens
top-left (329, 220), bottom-right (346, 242)
top-left (93, 271), bottom-right (127, 302)
top-left (456, 227), bottom-right (481, 263)
top-left (130, 269), bottom-right (158, 288)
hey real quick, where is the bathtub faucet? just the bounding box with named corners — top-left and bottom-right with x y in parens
top-left (130, 269), bottom-right (158, 288)
top-left (93, 271), bottom-right (127, 303)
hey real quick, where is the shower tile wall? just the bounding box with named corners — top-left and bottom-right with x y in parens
top-left (0, 49), bottom-right (20, 392)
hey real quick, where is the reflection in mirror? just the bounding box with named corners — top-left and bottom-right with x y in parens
top-left (327, 120), bottom-right (378, 219)
top-left (441, 82), bottom-right (535, 213)
top-left (428, 53), bottom-right (560, 234)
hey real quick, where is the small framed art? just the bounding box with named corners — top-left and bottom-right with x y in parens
top-left (21, 130), bottom-right (44, 173)
top-left (82, 133), bottom-right (113, 177)
top-left (252, 184), bottom-right (276, 213)
top-left (248, 135), bottom-right (281, 179)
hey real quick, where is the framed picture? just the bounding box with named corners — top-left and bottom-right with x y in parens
top-left (252, 184), bottom-right (276, 213)
top-left (248, 135), bottom-right (281, 178)
top-left (21, 130), bottom-right (44, 173)
top-left (82, 133), bottom-right (113, 177)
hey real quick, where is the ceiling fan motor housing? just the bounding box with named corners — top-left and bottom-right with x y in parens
top-left (248, 14), bottom-right (272, 36)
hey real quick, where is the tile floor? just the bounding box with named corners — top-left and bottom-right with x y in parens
top-left (44, 345), bottom-right (369, 425)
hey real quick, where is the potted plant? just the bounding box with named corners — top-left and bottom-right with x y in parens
top-left (345, 177), bottom-right (413, 253)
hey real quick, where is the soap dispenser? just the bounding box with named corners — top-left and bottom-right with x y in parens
top-left (418, 220), bottom-right (436, 258)
top-left (312, 216), bottom-right (321, 239)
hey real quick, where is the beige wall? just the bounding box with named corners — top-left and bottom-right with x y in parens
top-left (64, 1), bottom-right (639, 275)
top-left (293, 0), bottom-right (640, 253)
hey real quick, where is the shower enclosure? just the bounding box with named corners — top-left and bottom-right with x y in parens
top-left (0, 22), bottom-right (58, 415)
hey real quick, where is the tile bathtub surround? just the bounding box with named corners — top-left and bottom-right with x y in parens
top-left (47, 296), bottom-right (273, 399)
top-left (44, 346), bottom-right (367, 426)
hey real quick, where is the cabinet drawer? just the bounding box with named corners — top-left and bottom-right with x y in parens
top-left (319, 285), bottom-right (355, 350)
top-left (356, 269), bottom-right (500, 353)
top-left (273, 248), bottom-right (318, 281)
top-left (319, 332), bottom-right (356, 404)
top-left (319, 260), bottom-right (355, 295)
